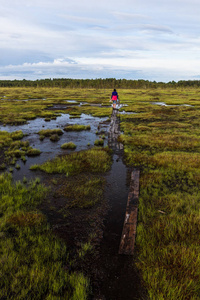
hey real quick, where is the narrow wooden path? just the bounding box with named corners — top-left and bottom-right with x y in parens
top-left (119, 169), bottom-right (140, 255)
top-left (108, 109), bottom-right (123, 152)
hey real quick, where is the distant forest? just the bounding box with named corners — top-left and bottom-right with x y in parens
top-left (1, 78), bottom-right (200, 88)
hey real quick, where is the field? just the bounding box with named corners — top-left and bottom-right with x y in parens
top-left (1, 86), bottom-right (200, 299)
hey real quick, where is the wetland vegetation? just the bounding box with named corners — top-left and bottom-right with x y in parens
top-left (1, 86), bottom-right (200, 299)
top-left (118, 88), bottom-right (200, 299)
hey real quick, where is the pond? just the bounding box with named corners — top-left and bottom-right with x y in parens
top-left (0, 113), bottom-right (109, 181)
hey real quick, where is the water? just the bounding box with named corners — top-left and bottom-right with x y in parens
top-left (151, 101), bottom-right (193, 107)
top-left (0, 113), bottom-right (109, 181)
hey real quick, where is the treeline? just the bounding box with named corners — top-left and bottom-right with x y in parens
top-left (0, 78), bottom-right (200, 89)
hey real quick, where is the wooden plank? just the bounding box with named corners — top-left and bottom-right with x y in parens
top-left (119, 169), bottom-right (140, 255)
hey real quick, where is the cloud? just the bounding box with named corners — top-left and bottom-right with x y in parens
top-left (0, 0), bottom-right (200, 82)
top-left (139, 24), bottom-right (173, 34)
top-left (0, 53), bottom-right (200, 83)
top-left (112, 11), bottom-right (150, 21)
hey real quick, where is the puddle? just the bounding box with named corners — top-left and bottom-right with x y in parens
top-left (7, 98), bottom-right (47, 101)
top-left (0, 113), bottom-right (109, 181)
top-left (151, 101), bottom-right (193, 107)
top-left (65, 100), bottom-right (78, 103)
top-left (152, 101), bottom-right (167, 106)
top-left (46, 103), bottom-right (129, 112)
top-left (118, 110), bottom-right (137, 115)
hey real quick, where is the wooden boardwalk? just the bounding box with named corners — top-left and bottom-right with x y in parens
top-left (119, 169), bottom-right (140, 255)
top-left (108, 109), bottom-right (123, 152)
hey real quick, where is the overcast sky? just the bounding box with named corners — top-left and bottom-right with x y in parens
top-left (1, 0), bottom-right (200, 82)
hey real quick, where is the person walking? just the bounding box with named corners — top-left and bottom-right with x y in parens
top-left (110, 88), bottom-right (119, 109)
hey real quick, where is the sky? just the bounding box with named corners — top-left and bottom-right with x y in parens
top-left (1, 0), bottom-right (200, 82)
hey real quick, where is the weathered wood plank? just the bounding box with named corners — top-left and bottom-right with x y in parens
top-left (119, 169), bottom-right (140, 255)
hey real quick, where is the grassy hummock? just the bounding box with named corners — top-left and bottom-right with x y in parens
top-left (61, 142), bottom-right (77, 149)
top-left (38, 128), bottom-right (64, 137)
top-left (94, 138), bottom-right (104, 146)
top-left (64, 124), bottom-right (91, 131)
top-left (26, 147), bottom-right (41, 156)
top-left (30, 147), bottom-right (111, 176)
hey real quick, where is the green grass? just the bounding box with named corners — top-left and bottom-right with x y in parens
top-left (136, 167), bottom-right (200, 300)
top-left (26, 148), bottom-right (41, 156)
top-left (57, 174), bottom-right (105, 208)
top-left (61, 142), bottom-right (77, 149)
top-left (3, 87), bottom-right (200, 298)
top-left (30, 147), bottom-right (112, 176)
top-left (30, 147), bottom-right (112, 212)
top-left (0, 172), bottom-right (90, 299)
top-left (0, 131), bottom-right (32, 167)
top-left (78, 242), bottom-right (93, 258)
top-left (38, 128), bottom-right (64, 137)
top-left (94, 138), bottom-right (104, 146)
top-left (64, 124), bottom-right (91, 131)
top-left (50, 134), bottom-right (60, 142)
top-left (117, 87), bottom-right (200, 299)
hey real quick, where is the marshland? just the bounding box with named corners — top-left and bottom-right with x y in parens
top-left (1, 85), bottom-right (200, 299)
